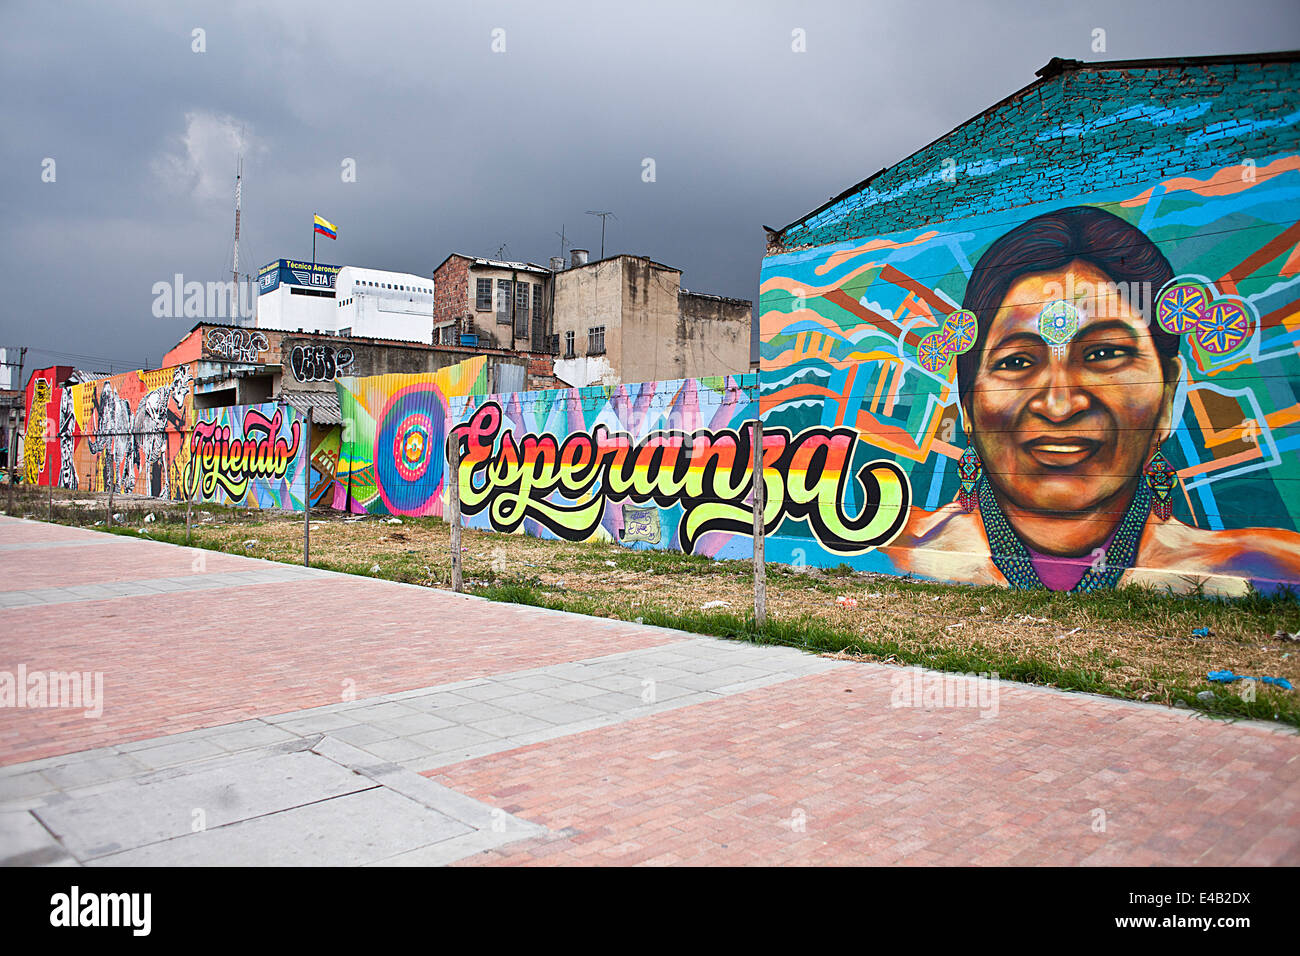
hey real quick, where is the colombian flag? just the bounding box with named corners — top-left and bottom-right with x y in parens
top-left (313, 214), bottom-right (337, 240)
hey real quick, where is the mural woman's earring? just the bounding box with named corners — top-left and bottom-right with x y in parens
top-left (1144, 448), bottom-right (1177, 521)
top-left (957, 444), bottom-right (983, 513)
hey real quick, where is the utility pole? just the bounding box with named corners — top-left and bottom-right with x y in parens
top-left (585, 211), bottom-right (616, 260)
top-left (752, 417), bottom-right (766, 628)
top-left (448, 434), bottom-right (463, 593)
top-left (303, 406), bottom-right (312, 567)
top-left (6, 347), bottom-right (27, 509)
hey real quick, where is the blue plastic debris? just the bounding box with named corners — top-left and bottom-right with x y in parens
top-left (1206, 669), bottom-right (1293, 690)
top-left (1191, 627), bottom-right (1212, 637)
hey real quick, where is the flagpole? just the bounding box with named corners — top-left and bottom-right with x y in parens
top-left (311, 218), bottom-right (317, 284)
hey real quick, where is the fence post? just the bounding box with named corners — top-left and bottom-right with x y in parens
top-left (752, 417), bottom-right (766, 628)
top-left (303, 406), bottom-right (312, 567)
top-left (448, 433), bottom-right (463, 593)
top-left (107, 473), bottom-right (114, 528)
top-left (48, 476), bottom-right (53, 522)
top-left (186, 472), bottom-right (193, 544)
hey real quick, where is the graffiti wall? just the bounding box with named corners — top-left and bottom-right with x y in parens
top-left (182, 402), bottom-right (340, 510)
top-left (21, 369), bottom-right (69, 487)
top-left (759, 155), bottom-right (1300, 596)
top-left (331, 357), bottom-right (491, 515)
top-left (447, 374), bottom-right (765, 557)
top-left (23, 365), bottom-right (196, 497)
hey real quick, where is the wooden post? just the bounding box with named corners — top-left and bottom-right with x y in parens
top-left (107, 475), bottom-right (114, 528)
top-left (303, 407), bottom-right (312, 567)
top-left (752, 418), bottom-right (766, 628)
top-left (448, 434), bottom-right (463, 593)
top-left (48, 475), bottom-right (53, 522)
top-left (186, 472), bottom-right (193, 544)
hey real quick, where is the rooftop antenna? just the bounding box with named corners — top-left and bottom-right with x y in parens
top-left (232, 156), bottom-right (242, 287)
top-left (495, 242), bottom-right (510, 260)
top-left (585, 210), bottom-right (616, 260)
top-left (555, 224), bottom-right (570, 259)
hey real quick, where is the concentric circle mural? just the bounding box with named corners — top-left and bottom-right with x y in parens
top-left (375, 382), bottom-right (447, 514)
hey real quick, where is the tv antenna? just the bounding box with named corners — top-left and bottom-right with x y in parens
top-left (585, 210), bottom-right (616, 260)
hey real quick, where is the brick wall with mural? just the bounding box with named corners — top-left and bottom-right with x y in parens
top-left (759, 54), bottom-right (1300, 597)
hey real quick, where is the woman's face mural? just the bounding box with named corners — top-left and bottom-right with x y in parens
top-left (962, 260), bottom-right (1176, 520)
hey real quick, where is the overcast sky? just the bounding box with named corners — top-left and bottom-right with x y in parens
top-left (2, 0), bottom-right (1298, 376)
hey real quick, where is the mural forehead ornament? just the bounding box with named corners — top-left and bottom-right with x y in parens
top-left (1038, 299), bottom-right (1081, 358)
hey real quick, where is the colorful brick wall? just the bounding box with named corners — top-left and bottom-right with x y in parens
top-left (760, 57), bottom-right (1300, 597)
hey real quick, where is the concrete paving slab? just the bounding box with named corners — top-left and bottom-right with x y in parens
top-left (0, 811), bottom-right (74, 866)
top-left (90, 787), bottom-right (472, 866)
top-left (35, 750), bottom-right (371, 860)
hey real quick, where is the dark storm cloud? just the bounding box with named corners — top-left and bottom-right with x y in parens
top-left (1, 0), bottom-right (1298, 372)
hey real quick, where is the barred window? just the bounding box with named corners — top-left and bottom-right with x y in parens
top-left (496, 279), bottom-right (512, 323)
top-left (588, 325), bottom-right (605, 355)
top-left (476, 278), bottom-right (492, 310)
top-left (564, 330), bottom-right (575, 358)
top-left (514, 281), bottom-right (530, 339)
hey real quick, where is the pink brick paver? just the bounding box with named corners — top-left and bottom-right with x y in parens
top-left (432, 668), bottom-right (1300, 866)
top-left (5, 516), bottom-right (1299, 866)
top-left (0, 519), bottom-right (684, 765)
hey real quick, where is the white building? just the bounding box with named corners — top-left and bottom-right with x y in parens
top-left (254, 258), bottom-right (436, 343)
top-left (332, 266), bottom-right (435, 342)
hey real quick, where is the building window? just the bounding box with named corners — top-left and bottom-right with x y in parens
top-left (496, 279), bottom-right (512, 324)
top-left (514, 281), bottom-right (529, 339)
top-left (475, 278), bottom-right (492, 310)
top-left (533, 283), bottom-right (545, 322)
top-left (564, 330), bottom-right (575, 358)
top-left (588, 326), bottom-right (605, 355)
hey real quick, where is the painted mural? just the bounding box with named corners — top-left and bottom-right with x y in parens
top-left (331, 357), bottom-right (491, 515)
top-left (23, 365), bottom-right (197, 497)
top-left (447, 375), bottom-right (766, 558)
top-left (182, 402), bottom-right (340, 509)
top-left (759, 155), bottom-right (1300, 596)
top-left (21, 371), bottom-right (59, 486)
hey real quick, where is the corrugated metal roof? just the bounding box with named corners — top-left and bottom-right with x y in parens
top-left (281, 389), bottom-right (342, 425)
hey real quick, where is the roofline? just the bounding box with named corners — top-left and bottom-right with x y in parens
top-left (769, 49), bottom-right (1300, 241)
top-left (558, 253), bottom-right (682, 274)
top-left (434, 252), bottom-right (551, 276)
top-left (180, 322), bottom-right (548, 359)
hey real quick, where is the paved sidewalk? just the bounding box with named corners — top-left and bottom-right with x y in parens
top-left (1, 516), bottom-right (1297, 865)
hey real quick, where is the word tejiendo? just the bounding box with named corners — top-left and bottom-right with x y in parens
top-left (186, 409), bottom-right (301, 501)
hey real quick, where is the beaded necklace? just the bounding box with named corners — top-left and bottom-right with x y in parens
top-left (978, 477), bottom-right (1151, 591)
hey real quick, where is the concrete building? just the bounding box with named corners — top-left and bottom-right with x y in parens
top-left (433, 249), bottom-right (752, 387)
top-left (255, 258), bottom-right (436, 344)
top-left (550, 252), bottom-right (751, 387)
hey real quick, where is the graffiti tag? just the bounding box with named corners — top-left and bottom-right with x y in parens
top-left (206, 328), bottom-right (269, 362)
top-left (620, 505), bottom-right (661, 544)
top-left (452, 401), bottom-right (911, 555)
top-left (291, 344), bottom-right (354, 382)
top-left (185, 408), bottom-right (301, 501)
